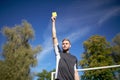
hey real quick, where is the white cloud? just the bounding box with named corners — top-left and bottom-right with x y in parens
top-left (98, 7), bottom-right (120, 25)
top-left (37, 37), bottom-right (53, 61)
top-left (67, 27), bottom-right (90, 43)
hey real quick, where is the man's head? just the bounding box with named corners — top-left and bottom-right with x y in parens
top-left (62, 38), bottom-right (71, 53)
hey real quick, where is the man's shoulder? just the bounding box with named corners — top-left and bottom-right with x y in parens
top-left (69, 53), bottom-right (77, 60)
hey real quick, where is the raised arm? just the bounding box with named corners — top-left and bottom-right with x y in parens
top-left (51, 16), bottom-right (58, 46)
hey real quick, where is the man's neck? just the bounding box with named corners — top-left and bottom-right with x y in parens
top-left (63, 50), bottom-right (69, 54)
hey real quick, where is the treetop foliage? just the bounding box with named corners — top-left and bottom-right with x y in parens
top-left (0, 20), bottom-right (42, 80)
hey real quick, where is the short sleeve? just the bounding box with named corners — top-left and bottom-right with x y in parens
top-left (54, 44), bottom-right (61, 56)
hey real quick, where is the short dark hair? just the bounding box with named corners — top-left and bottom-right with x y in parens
top-left (62, 38), bottom-right (71, 45)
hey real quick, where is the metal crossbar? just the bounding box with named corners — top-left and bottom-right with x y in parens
top-left (51, 65), bottom-right (120, 80)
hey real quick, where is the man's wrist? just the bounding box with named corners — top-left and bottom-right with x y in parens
top-left (53, 37), bottom-right (56, 39)
top-left (52, 21), bottom-right (55, 23)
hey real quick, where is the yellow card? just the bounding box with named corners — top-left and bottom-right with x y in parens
top-left (52, 12), bottom-right (57, 17)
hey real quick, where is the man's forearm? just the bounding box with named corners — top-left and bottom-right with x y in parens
top-left (52, 17), bottom-right (58, 45)
top-left (52, 21), bottom-right (57, 38)
top-left (75, 70), bottom-right (80, 80)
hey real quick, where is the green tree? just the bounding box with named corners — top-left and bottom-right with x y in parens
top-left (80, 35), bottom-right (115, 80)
top-left (112, 33), bottom-right (120, 64)
top-left (111, 33), bottom-right (120, 79)
top-left (0, 21), bottom-right (41, 80)
top-left (37, 69), bottom-right (55, 80)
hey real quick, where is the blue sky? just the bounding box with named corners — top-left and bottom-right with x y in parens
top-left (0, 0), bottom-right (120, 79)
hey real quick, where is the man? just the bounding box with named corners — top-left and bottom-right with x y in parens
top-left (51, 15), bottom-right (80, 80)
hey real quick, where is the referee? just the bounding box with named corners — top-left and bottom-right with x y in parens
top-left (51, 15), bottom-right (80, 80)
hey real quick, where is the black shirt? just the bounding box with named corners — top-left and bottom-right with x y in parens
top-left (54, 45), bottom-right (78, 80)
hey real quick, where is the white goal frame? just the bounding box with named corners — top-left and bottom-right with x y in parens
top-left (51, 65), bottom-right (120, 80)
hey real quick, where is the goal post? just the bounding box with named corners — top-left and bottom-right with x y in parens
top-left (51, 65), bottom-right (120, 80)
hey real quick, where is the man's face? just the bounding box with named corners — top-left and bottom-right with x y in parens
top-left (62, 40), bottom-right (71, 51)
